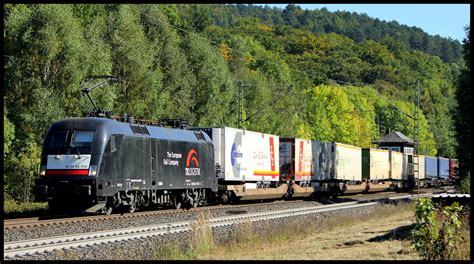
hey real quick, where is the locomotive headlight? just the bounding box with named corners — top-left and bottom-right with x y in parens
top-left (89, 166), bottom-right (98, 176)
top-left (40, 166), bottom-right (46, 176)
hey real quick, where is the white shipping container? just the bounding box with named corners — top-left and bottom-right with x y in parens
top-left (335, 143), bottom-right (362, 181)
top-left (207, 127), bottom-right (279, 182)
top-left (390, 151), bottom-right (404, 180)
top-left (416, 154), bottom-right (426, 180)
top-left (369, 149), bottom-right (390, 180)
top-left (294, 139), bottom-right (313, 182)
top-left (403, 154), bottom-right (410, 180)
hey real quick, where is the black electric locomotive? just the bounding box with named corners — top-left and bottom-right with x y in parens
top-left (34, 117), bottom-right (217, 214)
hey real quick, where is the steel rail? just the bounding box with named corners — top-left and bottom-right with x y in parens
top-left (4, 192), bottom-right (439, 259)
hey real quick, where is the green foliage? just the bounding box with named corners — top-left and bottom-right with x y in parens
top-left (182, 32), bottom-right (236, 127)
top-left (139, 5), bottom-right (194, 121)
top-left (4, 198), bottom-right (48, 218)
top-left (411, 198), bottom-right (464, 260)
top-left (454, 26), bottom-right (471, 177)
top-left (205, 4), bottom-right (463, 63)
top-left (3, 4), bottom-right (461, 202)
top-left (4, 106), bottom-right (15, 157)
top-left (108, 5), bottom-right (162, 119)
top-left (305, 85), bottom-right (359, 145)
top-left (4, 138), bottom-right (42, 202)
top-left (455, 175), bottom-right (470, 194)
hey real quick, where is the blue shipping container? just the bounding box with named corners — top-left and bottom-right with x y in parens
top-left (425, 156), bottom-right (438, 179)
top-left (438, 157), bottom-right (450, 179)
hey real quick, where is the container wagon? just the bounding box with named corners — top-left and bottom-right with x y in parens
top-left (311, 141), bottom-right (363, 194)
top-left (389, 151), bottom-right (406, 189)
top-left (415, 154), bottom-right (426, 187)
top-left (192, 127), bottom-right (285, 202)
top-left (449, 159), bottom-right (459, 179)
top-left (438, 157), bottom-right (450, 185)
top-left (425, 156), bottom-right (439, 187)
top-left (362, 148), bottom-right (392, 192)
top-left (279, 138), bottom-right (313, 198)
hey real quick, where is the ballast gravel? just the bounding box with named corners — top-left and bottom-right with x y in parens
top-left (8, 203), bottom-right (381, 260)
top-left (4, 200), bottom-right (323, 242)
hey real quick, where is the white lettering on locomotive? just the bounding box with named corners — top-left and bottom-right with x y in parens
top-left (185, 167), bottom-right (201, 176)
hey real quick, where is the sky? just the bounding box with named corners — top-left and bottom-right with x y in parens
top-left (256, 4), bottom-right (470, 42)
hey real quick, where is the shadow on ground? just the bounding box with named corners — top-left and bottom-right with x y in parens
top-left (367, 223), bottom-right (415, 242)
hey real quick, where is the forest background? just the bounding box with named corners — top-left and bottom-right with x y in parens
top-left (3, 4), bottom-right (470, 202)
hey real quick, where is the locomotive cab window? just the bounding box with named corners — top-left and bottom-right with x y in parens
top-left (49, 130), bottom-right (69, 154)
top-left (71, 131), bottom-right (95, 154)
top-left (48, 130), bottom-right (95, 154)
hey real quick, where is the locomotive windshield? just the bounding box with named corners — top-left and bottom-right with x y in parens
top-left (48, 130), bottom-right (95, 155)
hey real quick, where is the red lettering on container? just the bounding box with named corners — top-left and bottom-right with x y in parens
top-left (269, 137), bottom-right (275, 171)
top-left (298, 141), bottom-right (304, 173)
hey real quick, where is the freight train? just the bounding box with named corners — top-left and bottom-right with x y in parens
top-left (34, 116), bottom-right (458, 214)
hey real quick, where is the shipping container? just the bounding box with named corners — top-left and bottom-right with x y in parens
top-left (403, 154), bottom-right (410, 180)
top-left (425, 156), bottom-right (438, 179)
top-left (311, 141), bottom-right (334, 181)
top-left (449, 159), bottom-right (459, 178)
top-left (416, 155), bottom-right (425, 180)
top-left (362, 148), bottom-right (390, 180)
top-left (389, 151), bottom-right (405, 180)
top-left (193, 127), bottom-right (279, 183)
top-left (311, 141), bottom-right (361, 182)
top-left (279, 138), bottom-right (312, 182)
top-left (438, 157), bottom-right (450, 179)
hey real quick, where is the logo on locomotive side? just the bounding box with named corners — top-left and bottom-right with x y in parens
top-left (231, 143), bottom-right (243, 166)
top-left (185, 148), bottom-right (201, 176)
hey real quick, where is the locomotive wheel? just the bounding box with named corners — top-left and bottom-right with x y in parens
top-left (102, 206), bottom-right (113, 215)
top-left (48, 200), bottom-right (62, 213)
top-left (190, 198), bottom-right (198, 208)
top-left (128, 203), bottom-right (136, 213)
top-left (173, 195), bottom-right (182, 209)
top-left (220, 193), bottom-right (230, 204)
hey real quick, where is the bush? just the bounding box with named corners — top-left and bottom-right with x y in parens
top-left (3, 198), bottom-right (48, 218)
top-left (455, 175), bottom-right (470, 194)
top-left (411, 197), bottom-right (463, 260)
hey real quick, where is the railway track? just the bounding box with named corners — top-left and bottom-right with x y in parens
top-left (4, 192), bottom-right (437, 259)
top-left (2, 201), bottom-right (375, 259)
top-left (3, 199), bottom-right (301, 230)
top-left (4, 186), bottom-right (451, 230)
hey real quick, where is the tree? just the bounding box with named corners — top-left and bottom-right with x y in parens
top-left (454, 25), bottom-right (471, 177)
top-left (181, 32), bottom-right (236, 127)
top-left (305, 84), bottom-right (359, 145)
top-left (108, 5), bottom-right (162, 119)
top-left (3, 106), bottom-right (15, 158)
top-left (140, 5), bottom-right (195, 121)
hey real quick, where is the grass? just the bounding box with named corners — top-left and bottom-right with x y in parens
top-left (4, 199), bottom-right (49, 218)
top-left (453, 210), bottom-right (471, 260)
top-left (206, 202), bottom-right (420, 260)
top-left (153, 202), bottom-right (426, 260)
top-left (154, 211), bottom-right (214, 260)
